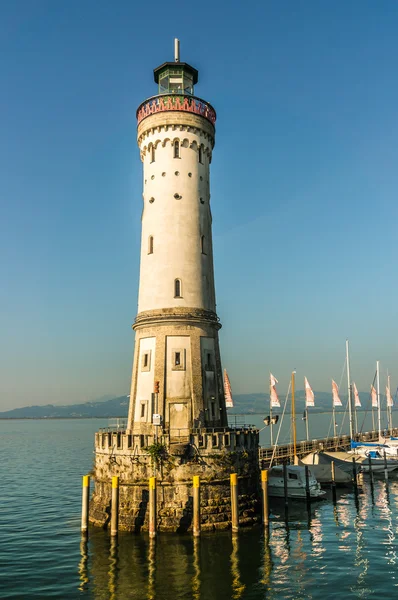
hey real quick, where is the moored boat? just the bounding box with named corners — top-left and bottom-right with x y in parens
top-left (268, 465), bottom-right (326, 500)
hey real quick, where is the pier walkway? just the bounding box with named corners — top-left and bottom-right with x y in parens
top-left (259, 428), bottom-right (398, 467)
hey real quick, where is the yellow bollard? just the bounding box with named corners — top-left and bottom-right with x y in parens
top-left (193, 476), bottom-right (201, 537)
top-left (81, 475), bottom-right (90, 534)
top-left (261, 470), bottom-right (269, 526)
top-left (111, 476), bottom-right (119, 537)
top-left (149, 476), bottom-right (157, 538)
top-left (230, 473), bottom-right (239, 533)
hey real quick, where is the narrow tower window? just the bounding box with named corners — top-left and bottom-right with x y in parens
top-left (148, 235), bottom-right (154, 254)
top-left (201, 235), bottom-right (206, 254)
top-left (174, 141), bottom-right (180, 159)
top-left (150, 145), bottom-right (155, 163)
top-left (174, 278), bottom-right (182, 298)
top-left (198, 146), bottom-right (203, 164)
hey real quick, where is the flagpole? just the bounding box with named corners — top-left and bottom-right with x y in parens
top-left (292, 370), bottom-right (297, 464)
top-left (269, 375), bottom-right (273, 447)
top-left (346, 340), bottom-right (354, 439)
top-left (377, 360), bottom-right (381, 439)
top-left (305, 406), bottom-right (309, 441)
top-left (388, 373), bottom-right (393, 434)
top-left (354, 405), bottom-right (358, 434)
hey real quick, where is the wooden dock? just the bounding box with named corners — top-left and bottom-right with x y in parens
top-left (259, 428), bottom-right (398, 467)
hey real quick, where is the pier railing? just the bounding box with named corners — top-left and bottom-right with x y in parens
top-left (259, 428), bottom-right (398, 466)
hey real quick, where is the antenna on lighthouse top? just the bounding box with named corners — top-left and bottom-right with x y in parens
top-left (174, 38), bottom-right (180, 62)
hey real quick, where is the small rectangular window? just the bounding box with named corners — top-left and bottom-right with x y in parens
top-left (141, 350), bottom-right (151, 372)
top-left (141, 403), bottom-right (145, 418)
top-left (174, 141), bottom-right (180, 159)
top-left (198, 146), bottom-right (203, 164)
top-left (172, 348), bottom-right (185, 371)
top-left (288, 473), bottom-right (298, 480)
top-left (150, 146), bottom-right (155, 163)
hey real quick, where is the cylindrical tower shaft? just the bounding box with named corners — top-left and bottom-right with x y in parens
top-left (127, 45), bottom-right (226, 435)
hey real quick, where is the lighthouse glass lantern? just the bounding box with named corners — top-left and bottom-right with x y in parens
top-left (155, 63), bottom-right (198, 95)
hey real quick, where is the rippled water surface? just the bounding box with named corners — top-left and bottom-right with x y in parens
top-left (1, 419), bottom-right (398, 599)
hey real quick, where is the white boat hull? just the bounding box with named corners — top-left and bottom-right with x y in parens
top-left (268, 465), bottom-right (326, 500)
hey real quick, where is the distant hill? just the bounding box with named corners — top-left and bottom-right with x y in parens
top-left (0, 390), bottom-right (368, 419)
top-left (0, 396), bottom-right (130, 419)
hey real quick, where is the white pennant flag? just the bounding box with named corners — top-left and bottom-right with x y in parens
top-left (386, 384), bottom-right (393, 408)
top-left (353, 382), bottom-right (361, 407)
top-left (371, 385), bottom-right (378, 408)
top-left (332, 380), bottom-right (342, 407)
top-left (224, 369), bottom-right (234, 408)
top-left (304, 377), bottom-right (315, 407)
top-left (270, 373), bottom-right (280, 408)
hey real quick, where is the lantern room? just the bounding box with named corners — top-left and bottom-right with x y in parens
top-left (153, 39), bottom-right (198, 96)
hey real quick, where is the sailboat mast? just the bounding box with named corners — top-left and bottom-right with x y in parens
top-left (346, 340), bottom-right (354, 439)
top-left (377, 360), bottom-right (381, 439)
top-left (269, 374), bottom-right (273, 447)
top-left (292, 370), bottom-right (297, 463)
top-left (388, 373), bottom-right (393, 433)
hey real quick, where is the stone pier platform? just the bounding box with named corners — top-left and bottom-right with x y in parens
top-left (89, 427), bottom-right (261, 533)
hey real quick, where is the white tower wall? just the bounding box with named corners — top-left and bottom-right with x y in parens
top-left (138, 127), bottom-right (215, 312)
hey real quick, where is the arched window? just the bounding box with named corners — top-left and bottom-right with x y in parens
top-left (173, 140), bottom-right (180, 159)
top-left (148, 236), bottom-right (154, 254)
top-left (174, 278), bottom-right (182, 298)
top-left (198, 146), bottom-right (203, 164)
top-left (201, 235), bottom-right (206, 254)
top-left (150, 145), bottom-right (155, 163)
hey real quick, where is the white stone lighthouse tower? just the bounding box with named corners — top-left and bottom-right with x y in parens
top-left (127, 40), bottom-right (227, 435)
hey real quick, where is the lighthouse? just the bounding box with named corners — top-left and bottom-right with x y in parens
top-left (127, 39), bottom-right (227, 436)
top-left (90, 42), bottom-right (259, 533)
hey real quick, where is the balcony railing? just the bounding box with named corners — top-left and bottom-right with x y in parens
top-left (136, 94), bottom-right (217, 127)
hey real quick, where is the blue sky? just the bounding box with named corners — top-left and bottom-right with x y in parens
top-left (1, 1), bottom-right (398, 410)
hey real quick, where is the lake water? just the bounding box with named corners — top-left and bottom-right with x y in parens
top-left (1, 418), bottom-right (398, 599)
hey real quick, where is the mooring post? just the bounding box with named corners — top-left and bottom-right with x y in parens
top-left (111, 476), bottom-right (119, 537)
top-left (230, 473), bottom-right (239, 533)
top-left (383, 450), bottom-right (388, 481)
top-left (331, 461), bottom-right (337, 503)
top-left (304, 465), bottom-right (311, 506)
top-left (193, 475), bottom-right (201, 537)
top-left (261, 470), bottom-right (269, 526)
top-left (81, 475), bottom-right (90, 535)
top-left (352, 457), bottom-right (358, 490)
top-left (149, 476), bottom-right (157, 538)
top-left (283, 464), bottom-right (288, 520)
top-left (368, 453), bottom-right (373, 484)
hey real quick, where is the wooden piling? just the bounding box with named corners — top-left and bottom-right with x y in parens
top-left (283, 464), bottom-right (289, 519)
top-left (193, 476), bottom-right (201, 537)
top-left (383, 450), bottom-right (388, 481)
top-left (368, 453), bottom-right (374, 483)
top-left (261, 470), bottom-right (269, 526)
top-left (331, 461), bottom-right (337, 503)
top-left (110, 476), bottom-right (119, 537)
top-left (352, 457), bottom-right (358, 490)
top-left (230, 473), bottom-right (239, 533)
top-left (304, 465), bottom-right (311, 505)
top-left (149, 476), bottom-right (157, 538)
top-left (81, 475), bottom-right (90, 535)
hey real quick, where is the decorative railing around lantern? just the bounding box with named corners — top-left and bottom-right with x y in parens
top-left (136, 94), bottom-right (217, 126)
